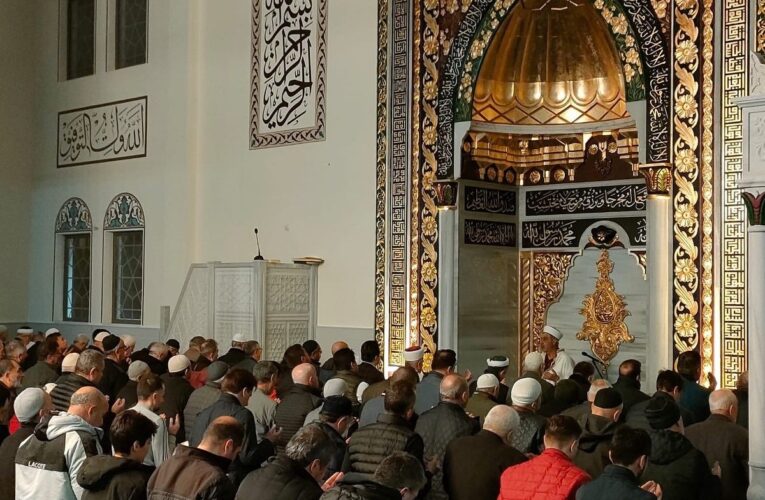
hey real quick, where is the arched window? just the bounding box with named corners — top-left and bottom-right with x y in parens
top-left (55, 197), bottom-right (93, 322)
top-left (103, 193), bottom-right (145, 324)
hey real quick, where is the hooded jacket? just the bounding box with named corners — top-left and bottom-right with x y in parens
top-left (641, 429), bottom-right (721, 500)
top-left (573, 413), bottom-right (620, 478)
top-left (77, 455), bottom-right (154, 500)
top-left (0, 420), bottom-right (36, 499)
top-left (15, 413), bottom-right (103, 500)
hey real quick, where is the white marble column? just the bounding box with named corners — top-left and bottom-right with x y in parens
top-left (743, 193), bottom-right (765, 500)
top-left (639, 165), bottom-right (673, 393)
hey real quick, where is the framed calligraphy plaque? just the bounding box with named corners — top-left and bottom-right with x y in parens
top-left (465, 186), bottom-right (516, 215)
top-left (57, 97), bottom-right (147, 168)
top-left (464, 219), bottom-right (516, 247)
top-left (250, 0), bottom-right (328, 149)
top-left (526, 184), bottom-right (646, 216)
top-left (521, 217), bottom-right (646, 249)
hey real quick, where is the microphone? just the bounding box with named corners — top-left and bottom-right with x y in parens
top-left (581, 351), bottom-right (606, 379)
top-left (254, 228), bottom-right (264, 261)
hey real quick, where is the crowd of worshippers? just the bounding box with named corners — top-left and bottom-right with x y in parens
top-left (0, 324), bottom-right (750, 500)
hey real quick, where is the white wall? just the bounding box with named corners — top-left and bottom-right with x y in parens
top-left (0, 0), bottom-right (377, 351)
top-left (0, 1), bottom-right (35, 323)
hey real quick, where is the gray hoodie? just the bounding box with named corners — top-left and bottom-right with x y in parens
top-left (15, 413), bottom-right (103, 500)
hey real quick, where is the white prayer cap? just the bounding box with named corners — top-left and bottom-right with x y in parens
top-left (94, 331), bottom-right (111, 342)
top-left (45, 328), bottom-right (60, 337)
top-left (121, 334), bottom-right (136, 348)
top-left (403, 346), bottom-right (424, 362)
top-left (486, 356), bottom-right (509, 368)
top-left (14, 388), bottom-right (46, 423)
top-left (232, 333), bottom-right (248, 343)
top-left (523, 351), bottom-right (544, 372)
top-left (323, 378), bottom-right (348, 398)
top-left (16, 327), bottom-right (34, 335)
top-left (542, 325), bottom-right (563, 340)
top-left (62, 353), bottom-right (80, 373)
top-left (476, 373), bottom-right (500, 390)
top-left (168, 354), bottom-right (191, 373)
top-left (511, 378), bottom-right (542, 406)
top-left (43, 383), bottom-right (57, 394)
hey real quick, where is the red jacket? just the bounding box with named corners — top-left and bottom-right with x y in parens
top-left (498, 448), bottom-right (590, 500)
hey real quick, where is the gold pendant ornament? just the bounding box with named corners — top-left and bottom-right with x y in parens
top-left (577, 249), bottom-right (634, 365)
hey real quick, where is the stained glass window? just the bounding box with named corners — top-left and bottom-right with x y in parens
top-left (115, 0), bottom-right (148, 69)
top-left (113, 230), bottom-right (143, 324)
top-left (67, 0), bottom-right (95, 79)
top-left (63, 234), bottom-right (91, 322)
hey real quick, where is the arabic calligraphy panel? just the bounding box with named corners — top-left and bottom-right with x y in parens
top-left (250, 0), bottom-right (328, 148)
top-left (57, 97), bottom-right (147, 168)
top-left (526, 184), bottom-right (646, 216)
top-left (464, 219), bottom-right (516, 247)
top-left (464, 186), bottom-right (516, 215)
top-left (521, 218), bottom-right (646, 249)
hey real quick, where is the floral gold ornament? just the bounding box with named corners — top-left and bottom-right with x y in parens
top-left (532, 253), bottom-right (575, 345)
top-left (577, 249), bottom-right (634, 365)
top-left (638, 163), bottom-right (672, 195)
top-left (757, 0), bottom-right (765, 57)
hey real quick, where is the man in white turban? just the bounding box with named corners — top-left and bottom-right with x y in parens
top-left (539, 325), bottom-right (575, 385)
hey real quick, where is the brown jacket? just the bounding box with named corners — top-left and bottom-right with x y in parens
top-left (686, 414), bottom-right (749, 500)
top-left (147, 445), bottom-right (236, 500)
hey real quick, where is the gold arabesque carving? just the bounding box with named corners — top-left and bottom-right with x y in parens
top-left (532, 253), bottom-right (575, 348)
top-left (638, 163), bottom-right (672, 195)
top-left (577, 249), bottom-right (634, 365)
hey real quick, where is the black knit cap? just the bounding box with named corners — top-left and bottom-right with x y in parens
top-left (320, 396), bottom-right (353, 418)
top-left (593, 388), bottom-right (623, 409)
top-left (645, 394), bottom-right (681, 430)
top-left (102, 335), bottom-right (121, 353)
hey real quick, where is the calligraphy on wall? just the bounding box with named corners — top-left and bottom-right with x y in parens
top-left (526, 184), bottom-right (647, 216)
top-left (57, 97), bottom-right (147, 168)
top-left (250, 0), bottom-right (328, 149)
top-left (464, 219), bottom-right (516, 247)
top-left (521, 218), bottom-right (646, 249)
top-left (464, 186), bottom-right (516, 215)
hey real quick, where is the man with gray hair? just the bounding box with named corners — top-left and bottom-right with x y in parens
top-left (443, 405), bottom-right (527, 500)
top-left (323, 452), bottom-right (427, 500)
top-left (50, 348), bottom-right (105, 412)
top-left (512, 351), bottom-right (554, 406)
top-left (5, 340), bottom-right (27, 366)
top-left (72, 334), bottom-right (90, 352)
top-left (415, 374), bottom-right (479, 499)
top-left (686, 389), bottom-right (749, 499)
top-left (16, 386), bottom-right (108, 500)
top-left (236, 423), bottom-right (341, 499)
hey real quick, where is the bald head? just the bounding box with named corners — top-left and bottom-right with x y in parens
top-left (587, 379), bottom-right (612, 402)
top-left (69, 386), bottom-right (108, 427)
top-left (440, 374), bottom-right (469, 406)
top-left (483, 405), bottom-right (520, 445)
top-left (331, 341), bottom-right (349, 355)
top-left (619, 359), bottom-right (641, 380)
top-left (390, 365), bottom-right (419, 387)
top-left (709, 389), bottom-right (738, 421)
top-left (200, 416), bottom-right (245, 460)
top-left (292, 363), bottom-right (319, 388)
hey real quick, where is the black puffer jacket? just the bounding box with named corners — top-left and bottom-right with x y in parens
top-left (159, 373), bottom-right (194, 443)
top-left (414, 402), bottom-right (479, 500)
top-left (236, 455), bottom-right (323, 500)
top-left (274, 384), bottom-right (323, 454)
top-left (344, 413), bottom-right (423, 475)
top-left (573, 413), bottom-right (620, 478)
top-left (50, 373), bottom-right (95, 412)
top-left (77, 455), bottom-right (154, 500)
top-left (642, 429), bottom-right (721, 500)
top-left (509, 406), bottom-right (547, 455)
top-left (320, 473), bottom-right (401, 500)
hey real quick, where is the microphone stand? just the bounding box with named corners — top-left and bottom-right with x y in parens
top-left (581, 351), bottom-right (607, 380)
top-left (254, 228), bottom-right (264, 261)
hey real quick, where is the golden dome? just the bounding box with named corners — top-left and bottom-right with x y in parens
top-left (473, 0), bottom-right (629, 126)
